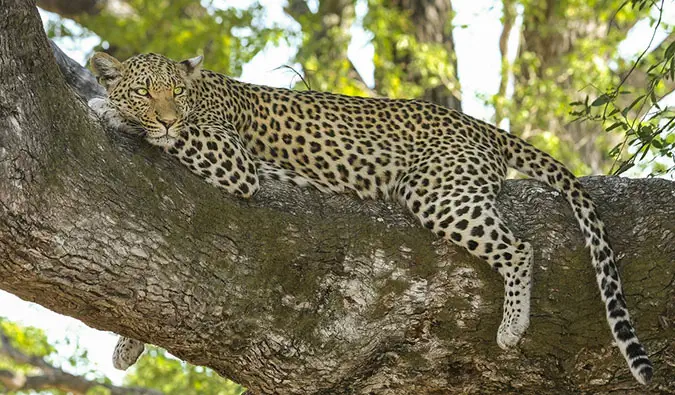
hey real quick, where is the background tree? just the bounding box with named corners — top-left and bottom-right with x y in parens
top-left (570, 0), bottom-right (675, 176)
top-left (285, 0), bottom-right (372, 94)
top-left (38, 0), bottom-right (283, 77)
top-left (0, 319), bottom-right (158, 394)
top-left (38, 0), bottom-right (674, 175)
top-left (283, 0), bottom-right (462, 105)
top-left (366, 0), bottom-right (461, 109)
top-left (496, 0), bottom-right (675, 175)
top-left (0, 318), bottom-right (243, 394)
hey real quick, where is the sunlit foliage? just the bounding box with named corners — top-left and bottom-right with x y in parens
top-left (126, 347), bottom-right (244, 395)
top-left (45, 0), bottom-right (284, 75)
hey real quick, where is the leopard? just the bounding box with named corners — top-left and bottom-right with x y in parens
top-left (88, 52), bottom-right (652, 384)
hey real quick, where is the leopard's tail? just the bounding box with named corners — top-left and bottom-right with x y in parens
top-left (499, 131), bottom-right (653, 385)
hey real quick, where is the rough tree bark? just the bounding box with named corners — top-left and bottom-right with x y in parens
top-left (1, 3), bottom-right (674, 394)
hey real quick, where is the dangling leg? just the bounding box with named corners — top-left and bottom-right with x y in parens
top-left (401, 177), bottom-right (533, 348)
top-left (112, 336), bottom-right (145, 370)
top-left (448, 203), bottom-right (532, 348)
top-left (484, 227), bottom-right (534, 349)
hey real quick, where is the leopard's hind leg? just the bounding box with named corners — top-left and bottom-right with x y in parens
top-left (399, 160), bottom-right (533, 348)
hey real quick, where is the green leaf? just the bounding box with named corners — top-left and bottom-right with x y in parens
top-left (665, 40), bottom-right (675, 59)
top-left (622, 95), bottom-right (645, 116)
top-left (649, 89), bottom-right (659, 106)
top-left (605, 121), bottom-right (624, 132)
top-left (591, 94), bottom-right (611, 106)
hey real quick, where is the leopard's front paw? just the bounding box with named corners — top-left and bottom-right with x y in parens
top-left (112, 336), bottom-right (145, 370)
top-left (87, 97), bottom-right (134, 132)
top-left (87, 97), bottom-right (108, 115)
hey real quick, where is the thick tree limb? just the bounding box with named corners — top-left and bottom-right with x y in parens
top-left (0, 329), bottom-right (160, 394)
top-left (37, 0), bottom-right (133, 19)
top-left (0, 3), bottom-right (674, 394)
top-left (37, 0), bottom-right (102, 16)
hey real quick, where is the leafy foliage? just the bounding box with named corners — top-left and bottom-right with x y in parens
top-left (45, 0), bottom-right (284, 76)
top-left (126, 347), bottom-right (244, 395)
top-left (570, 1), bottom-right (675, 176)
top-left (494, 0), bottom-right (657, 175)
top-left (364, 0), bottom-right (458, 99)
top-left (0, 319), bottom-right (55, 371)
top-left (0, 318), bottom-right (112, 395)
top-left (1, 318), bottom-right (243, 395)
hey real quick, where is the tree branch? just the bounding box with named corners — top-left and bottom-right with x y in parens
top-left (618, 30), bottom-right (675, 103)
top-left (0, 3), bottom-right (674, 394)
top-left (37, 0), bottom-right (102, 16)
top-left (0, 330), bottom-right (160, 394)
top-left (37, 0), bottom-right (134, 18)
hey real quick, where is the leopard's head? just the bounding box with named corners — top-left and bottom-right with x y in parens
top-left (90, 52), bottom-right (202, 146)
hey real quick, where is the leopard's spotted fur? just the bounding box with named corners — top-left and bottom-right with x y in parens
top-left (89, 52), bottom-right (652, 384)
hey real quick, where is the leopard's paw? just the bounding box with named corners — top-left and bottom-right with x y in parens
top-left (112, 336), bottom-right (145, 370)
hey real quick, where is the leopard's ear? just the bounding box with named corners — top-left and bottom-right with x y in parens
top-left (90, 52), bottom-right (123, 90)
top-left (178, 55), bottom-right (203, 80)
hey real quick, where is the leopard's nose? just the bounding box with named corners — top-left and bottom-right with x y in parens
top-left (158, 118), bottom-right (177, 130)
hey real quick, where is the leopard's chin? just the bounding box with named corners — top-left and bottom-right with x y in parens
top-left (145, 133), bottom-right (176, 147)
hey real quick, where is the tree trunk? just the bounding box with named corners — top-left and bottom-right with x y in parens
top-left (511, 0), bottom-right (610, 173)
top-left (371, 0), bottom-right (461, 110)
top-left (495, 0), bottom-right (516, 126)
top-left (386, 0), bottom-right (461, 110)
top-left (286, 0), bottom-right (372, 93)
top-left (1, 3), bottom-right (674, 394)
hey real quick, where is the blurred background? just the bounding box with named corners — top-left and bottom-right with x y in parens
top-left (1, 0), bottom-right (673, 393)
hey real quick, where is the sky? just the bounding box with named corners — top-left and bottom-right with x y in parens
top-left (1, 0), bottom-right (673, 387)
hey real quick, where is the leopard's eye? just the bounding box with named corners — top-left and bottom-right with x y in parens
top-left (135, 88), bottom-right (149, 96)
top-left (173, 86), bottom-right (185, 96)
